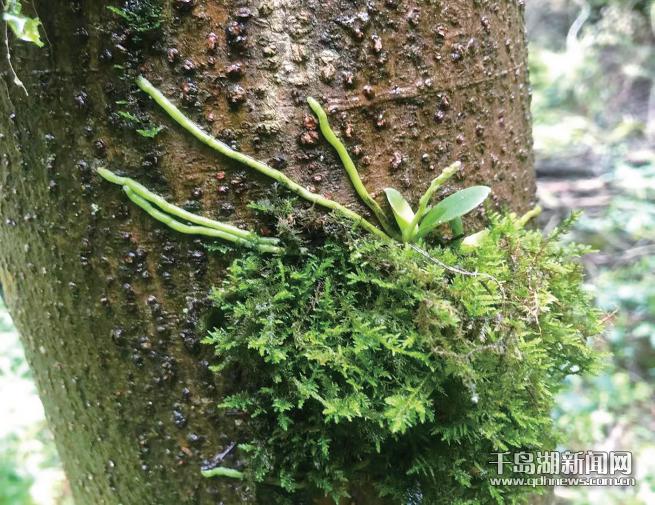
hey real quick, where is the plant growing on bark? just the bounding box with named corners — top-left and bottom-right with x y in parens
top-left (2, 0), bottom-right (44, 94)
top-left (98, 77), bottom-right (491, 249)
top-left (2, 0), bottom-right (42, 47)
top-left (202, 212), bottom-right (601, 504)
top-left (95, 78), bottom-right (602, 504)
top-left (106, 1), bottom-right (162, 35)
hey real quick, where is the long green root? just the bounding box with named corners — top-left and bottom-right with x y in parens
top-left (306, 97), bottom-right (398, 239)
top-left (519, 205), bottom-right (543, 227)
top-left (136, 76), bottom-right (391, 242)
top-left (98, 168), bottom-right (283, 254)
top-left (98, 168), bottom-right (277, 245)
top-left (200, 467), bottom-right (245, 480)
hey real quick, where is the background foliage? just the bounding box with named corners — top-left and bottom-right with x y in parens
top-left (528, 0), bottom-right (655, 503)
top-left (1, 0), bottom-right (654, 503)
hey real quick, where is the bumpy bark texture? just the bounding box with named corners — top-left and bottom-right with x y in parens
top-left (0, 1), bottom-right (535, 504)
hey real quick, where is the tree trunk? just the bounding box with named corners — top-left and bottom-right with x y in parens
top-left (0, 1), bottom-right (535, 504)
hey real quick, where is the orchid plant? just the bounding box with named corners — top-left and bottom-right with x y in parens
top-left (98, 77), bottom-right (491, 252)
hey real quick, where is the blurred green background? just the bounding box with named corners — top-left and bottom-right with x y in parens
top-left (528, 1), bottom-right (655, 504)
top-left (1, 1), bottom-right (654, 503)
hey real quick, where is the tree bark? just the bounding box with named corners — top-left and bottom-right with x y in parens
top-left (0, 1), bottom-right (535, 504)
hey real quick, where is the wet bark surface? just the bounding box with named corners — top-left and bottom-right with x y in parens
top-left (0, 1), bottom-right (535, 504)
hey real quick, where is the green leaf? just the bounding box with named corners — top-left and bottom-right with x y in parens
top-left (3, 12), bottom-right (44, 48)
top-left (106, 6), bottom-right (130, 20)
top-left (384, 392), bottom-right (432, 434)
top-left (384, 188), bottom-right (416, 238)
top-left (136, 125), bottom-right (164, 138)
top-left (117, 110), bottom-right (139, 122)
top-left (417, 186), bottom-right (491, 239)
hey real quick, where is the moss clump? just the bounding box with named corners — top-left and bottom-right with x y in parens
top-left (107, 0), bottom-right (162, 35)
top-left (204, 213), bottom-right (602, 504)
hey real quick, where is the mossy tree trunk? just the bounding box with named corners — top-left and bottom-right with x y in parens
top-left (0, 1), bottom-right (535, 504)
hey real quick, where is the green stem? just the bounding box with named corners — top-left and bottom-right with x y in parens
top-left (97, 167), bottom-right (278, 245)
top-left (306, 97), bottom-right (398, 239)
top-left (408, 161), bottom-right (461, 234)
top-left (121, 186), bottom-right (283, 254)
top-left (449, 216), bottom-right (464, 247)
top-left (136, 76), bottom-right (391, 242)
top-left (450, 217), bottom-right (464, 236)
top-left (200, 467), bottom-right (245, 480)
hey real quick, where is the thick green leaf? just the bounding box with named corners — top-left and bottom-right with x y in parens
top-left (417, 186), bottom-right (490, 239)
top-left (3, 12), bottom-right (44, 48)
top-left (384, 188), bottom-right (416, 236)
